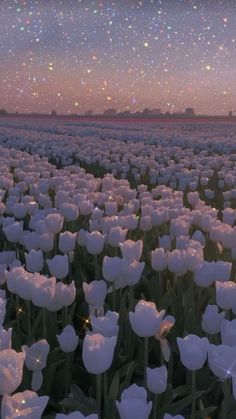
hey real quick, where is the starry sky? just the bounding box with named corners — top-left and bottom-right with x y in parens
top-left (0, 0), bottom-right (235, 115)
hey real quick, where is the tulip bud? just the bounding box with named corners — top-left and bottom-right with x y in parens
top-left (221, 319), bottom-right (236, 347)
top-left (38, 232), bottom-right (54, 252)
top-left (86, 231), bottom-right (105, 255)
top-left (59, 231), bottom-right (77, 253)
top-left (1, 391), bottom-right (49, 418)
top-left (129, 300), bottom-right (165, 338)
top-left (202, 305), bottom-right (225, 334)
top-left (0, 327), bottom-right (12, 350)
top-left (22, 339), bottom-right (49, 372)
top-left (151, 248), bottom-right (167, 272)
top-left (121, 259), bottom-right (145, 287)
top-left (45, 213), bottom-right (64, 234)
top-left (83, 280), bottom-right (107, 310)
top-left (102, 256), bottom-right (123, 283)
top-left (168, 250), bottom-right (186, 275)
top-left (159, 235), bottom-right (172, 251)
top-left (116, 384), bottom-right (152, 419)
top-left (194, 262), bottom-right (215, 287)
top-left (30, 274), bottom-right (56, 308)
top-left (57, 325), bottom-right (79, 352)
top-left (0, 349), bottom-right (25, 395)
top-left (25, 249), bottom-right (44, 273)
top-left (216, 281), bottom-right (236, 310)
top-left (208, 343), bottom-right (236, 380)
top-left (59, 203), bottom-right (79, 222)
top-left (108, 226), bottom-right (127, 247)
top-left (47, 254), bottom-right (69, 280)
top-left (4, 221), bottom-right (23, 243)
top-left (146, 365), bottom-right (167, 394)
top-left (191, 230), bottom-right (205, 247)
top-left (82, 333), bottom-right (116, 374)
top-left (177, 334), bottom-right (208, 371)
top-left (90, 311), bottom-right (119, 337)
top-left (119, 239), bottom-right (143, 261)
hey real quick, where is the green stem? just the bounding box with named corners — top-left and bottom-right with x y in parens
top-left (54, 234), bottom-right (58, 256)
top-left (42, 308), bottom-right (47, 339)
top-left (191, 370), bottom-right (196, 419)
top-left (27, 300), bottom-right (31, 338)
top-left (129, 286), bottom-right (134, 310)
top-left (68, 255), bottom-right (72, 281)
top-left (65, 353), bottom-right (71, 395)
top-left (190, 275), bottom-right (195, 321)
top-left (153, 394), bottom-right (158, 419)
top-left (112, 283), bottom-right (116, 311)
top-left (63, 306), bottom-right (69, 326)
top-left (222, 379), bottom-right (230, 419)
top-left (103, 371), bottom-right (109, 419)
top-left (158, 271), bottom-right (163, 300)
top-left (16, 295), bottom-right (21, 334)
top-left (96, 373), bottom-right (102, 419)
top-left (144, 337), bottom-right (149, 387)
top-left (94, 254), bottom-right (99, 279)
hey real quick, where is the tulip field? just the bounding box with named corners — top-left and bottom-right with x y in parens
top-left (1, 117), bottom-right (236, 419)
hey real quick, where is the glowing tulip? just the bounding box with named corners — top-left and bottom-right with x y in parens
top-left (202, 305), bottom-right (225, 335)
top-left (129, 300), bottom-right (165, 338)
top-left (90, 311), bottom-right (119, 337)
top-left (177, 334), bottom-right (208, 371)
top-left (25, 249), bottom-right (44, 273)
top-left (82, 333), bottom-right (116, 374)
top-left (57, 325), bottom-right (79, 352)
top-left (146, 365), bottom-right (168, 394)
top-left (1, 391), bottom-right (49, 418)
top-left (47, 254), bottom-right (69, 280)
top-left (116, 384), bottom-right (152, 419)
top-left (0, 349), bottom-right (25, 395)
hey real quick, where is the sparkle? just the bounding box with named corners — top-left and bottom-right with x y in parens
top-left (0, 1), bottom-right (235, 115)
top-left (16, 306), bottom-right (24, 315)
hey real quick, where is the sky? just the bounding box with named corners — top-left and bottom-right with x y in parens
top-left (0, 0), bottom-right (235, 115)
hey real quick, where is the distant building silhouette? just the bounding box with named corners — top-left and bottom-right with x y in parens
top-left (142, 107), bottom-right (151, 115)
top-left (229, 110), bottom-right (233, 117)
top-left (0, 109), bottom-right (7, 115)
top-left (150, 108), bottom-right (161, 115)
top-left (85, 109), bottom-right (93, 116)
top-left (118, 110), bottom-right (131, 117)
top-left (185, 108), bottom-right (195, 116)
top-left (51, 110), bottom-right (57, 116)
top-left (104, 108), bottom-right (117, 116)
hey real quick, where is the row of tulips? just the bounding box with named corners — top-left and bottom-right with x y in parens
top-left (1, 121), bottom-right (236, 208)
top-left (0, 119), bottom-right (236, 418)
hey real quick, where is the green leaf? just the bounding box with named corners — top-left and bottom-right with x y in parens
top-left (43, 359), bottom-right (65, 395)
top-left (172, 385), bottom-right (191, 400)
top-left (59, 400), bottom-right (94, 416)
top-left (196, 406), bottom-right (217, 418)
top-left (160, 390), bottom-right (204, 416)
top-left (109, 370), bottom-right (120, 400)
top-left (220, 394), bottom-right (236, 418)
top-left (69, 384), bottom-right (96, 409)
